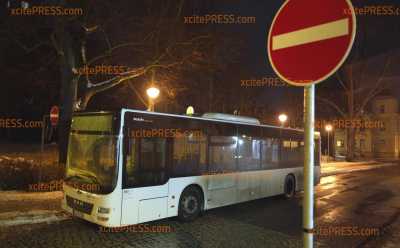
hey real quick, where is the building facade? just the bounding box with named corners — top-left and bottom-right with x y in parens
top-left (334, 96), bottom-right (400, 160)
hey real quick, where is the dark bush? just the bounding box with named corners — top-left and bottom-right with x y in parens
top-left (0, 156), bottom-right (64, 191)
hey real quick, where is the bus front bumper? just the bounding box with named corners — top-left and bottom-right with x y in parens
top-left (62, 186), bottom-right (122, 227)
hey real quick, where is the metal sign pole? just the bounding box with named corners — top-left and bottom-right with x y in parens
top-left (39, 115), bottom-right (48, 183)
top-left (327, 131), bottom-right (330, 163)
top-left (303, 85), bottom-right (315, 248)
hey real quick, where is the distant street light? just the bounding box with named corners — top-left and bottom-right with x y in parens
top-left (325, 124), bottom-right (333, 163)
top-left (146, 87), bottom-right (160, 112)
top-left (278, 114), bottom-right (288, 127)
top-left (278, 114), bottom-right (288, 162)
top-left (186, 106), bottom-right (194, 116)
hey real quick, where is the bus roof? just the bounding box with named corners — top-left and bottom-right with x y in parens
top-left (120, 108), bottom-right (305, 133)
top-left (73, 108), bottom-right (322, 138)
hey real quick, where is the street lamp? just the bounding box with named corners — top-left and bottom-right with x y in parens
top-left (325, 124), bottom-right (333, 163)
top-left (146, 87), bottom-right (160, 112)
top-left (278, 114), bottom-right (288, 127)
top-left (278, 113), bottom-right (288, 163)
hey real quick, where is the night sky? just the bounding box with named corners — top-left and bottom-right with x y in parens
top-left (1, 0), bottom-right (399, 142)
top-left (208, 0), bottom-right (400, 107)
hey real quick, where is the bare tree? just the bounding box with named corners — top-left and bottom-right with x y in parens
top-left (317, 52), bottom-right (396, 161)
top-left (3, 0), bottom-right (239, 164)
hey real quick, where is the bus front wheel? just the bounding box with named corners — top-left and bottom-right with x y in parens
top-left (284, 175), bottom-right (296, 198)
top-left (178, 186), bottom-right (203, 222)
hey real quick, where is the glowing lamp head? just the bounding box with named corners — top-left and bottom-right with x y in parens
top-left (186, 106), bottom-right (194, 115)
top-left (278, 114), bottom-right (288, 124)
top-left (146, 87), bottom-right (160, 99)
top-left (325, 124), bottom-right (333, 132)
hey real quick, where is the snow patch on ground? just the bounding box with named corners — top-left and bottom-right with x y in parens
top-left (0, 190), bottom-right (63, 202)
top-left (0, 210), bottom-right (70, 227)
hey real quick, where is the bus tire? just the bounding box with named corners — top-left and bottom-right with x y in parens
top-left (284, 174), bottom-right (296, 198)
top-left (178, 186), bottom-right (203, 222)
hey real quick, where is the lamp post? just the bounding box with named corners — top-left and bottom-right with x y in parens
top-left (325, 124), bottom-right (333, 163)
top-left (278, 114), bottom-right (288, 161)
top-left (146, 87), bottom-right (160, 112)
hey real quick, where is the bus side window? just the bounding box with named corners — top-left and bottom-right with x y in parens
top-left (138, 138), bottom-right (167, 186)
top-left (125, 137), bottom-right (167, 187)
top-left (208, 123), bottom-right (237, 173)
top-left (172, 130), bottom-right (206, 177)
top-left (237, 126), bottom-right (261, 171)
top-left (125, 138), bottom-right (137, 187)
top-left (261, 138), bottom-right (279, 169)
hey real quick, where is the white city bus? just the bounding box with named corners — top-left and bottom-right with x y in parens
top-left (62, 109), bottom-right (321, 227)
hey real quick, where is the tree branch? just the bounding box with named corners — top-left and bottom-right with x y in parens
top-left (127, 80), bottom-right (148, 108)
top-left (335, 72), bottom-right (348, 92)
top-left (316, 96), bottom-right (346, 118)
top-left (356, 55), bottom-right (392, 117)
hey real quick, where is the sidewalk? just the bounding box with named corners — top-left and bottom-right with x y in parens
top-left (0, 191), bottom-right (68, 227)
top-left (321, 160), bottom-right (398, 177)
top-left (0, 161), bottom-right (398, 227)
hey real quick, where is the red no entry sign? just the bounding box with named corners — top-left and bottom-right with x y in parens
top-left (50, 105), bottom-right (59, 126)
top-left (268, 0), bottom-right (356, 86)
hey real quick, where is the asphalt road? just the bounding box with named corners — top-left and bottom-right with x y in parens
top-left (1, 164), bottom-right (399, 248)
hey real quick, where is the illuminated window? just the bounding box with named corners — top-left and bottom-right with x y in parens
top-left (337, 140), bottom-right (344, 147)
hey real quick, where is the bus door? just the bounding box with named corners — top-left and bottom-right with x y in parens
top-left (236, 126), bottom-right (263, 202)
top-left (206, 124), bottom-right (238, 208)
top-left (121, 131), bottom-right (169, 225)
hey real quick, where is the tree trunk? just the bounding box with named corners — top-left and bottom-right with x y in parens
top-left (346, 67), bottom-right (355, 161)
top-left (208, 78), bottom-right (213, 112)
top-left (56, 22), bottom-right (78, 167)
top-left (346, 127), bottom-right (355, 161)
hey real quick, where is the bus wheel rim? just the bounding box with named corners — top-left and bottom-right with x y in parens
top-left (286, 179), bottom-right (294, 195)
top-left (183, 195), bottom-right (198, 214)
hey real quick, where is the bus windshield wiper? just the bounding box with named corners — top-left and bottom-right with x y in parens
top-left (64, 174), bottom-right (87, 182)
top-left (65, 173), bottom-right (100, 186)
top-left (81, 173), bottom-right (101, 185)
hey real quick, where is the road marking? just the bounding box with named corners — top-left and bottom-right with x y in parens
top-left (272, 18), bottom-right (349, 51)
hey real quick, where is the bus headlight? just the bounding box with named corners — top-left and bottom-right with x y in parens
top-left (98, 207), bottom-right (110, 214)
top-left (97, 216), bottom-right (109, 222)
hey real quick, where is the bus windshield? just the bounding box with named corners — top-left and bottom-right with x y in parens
top-left (65, 114), bottom-right (118, 194)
